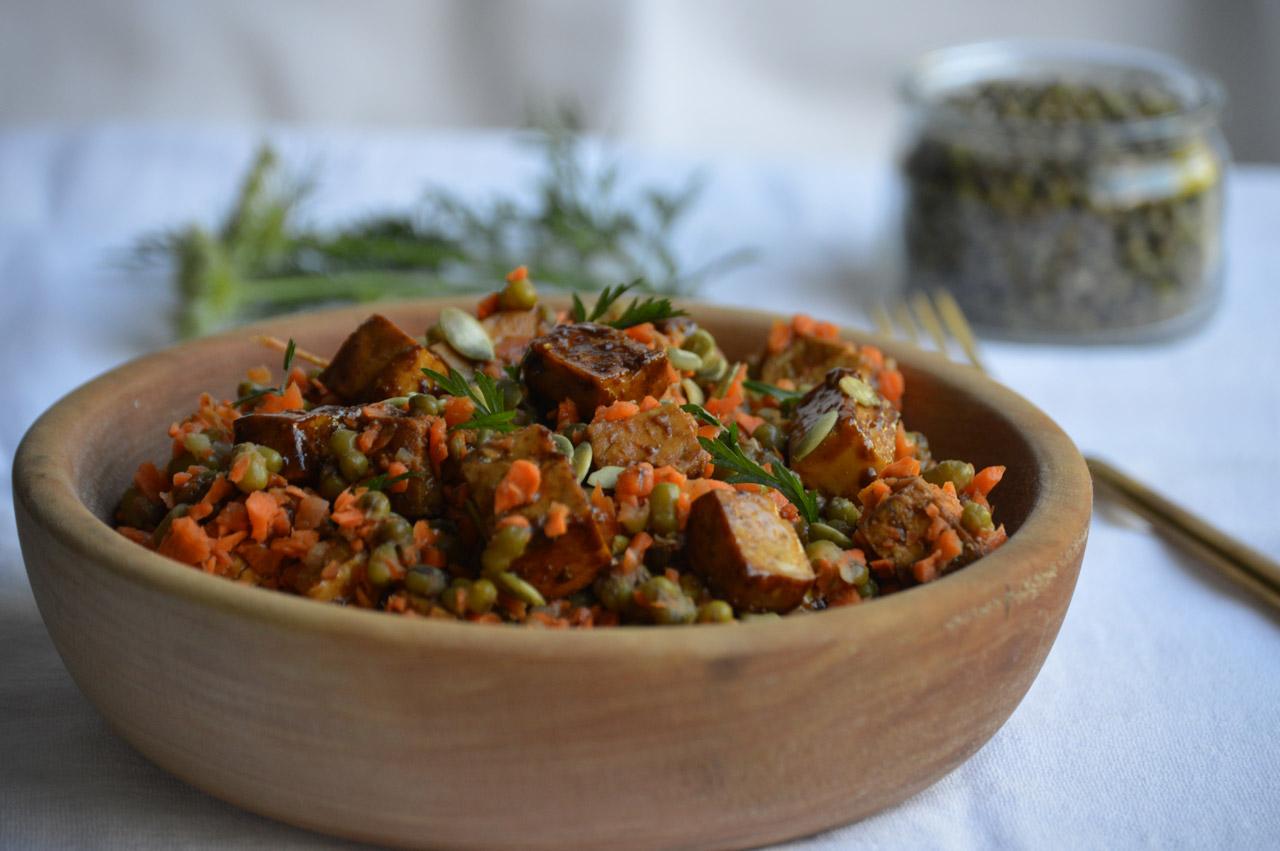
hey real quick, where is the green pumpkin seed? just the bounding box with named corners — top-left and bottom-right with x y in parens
top-left (438, 307), bottom-right (495, 361)
top-left (681, 328), bottom-right (716, 357)
top-left (551, 433), bottom-right (574, 457)
top-left (809, 521), bottom-right (853, 548)
top-left (496, 571), bottom-right (547, 607)
top-left (695, 351), bottom-right (727, 382)
top-left (667, 347), bottom-right (703, 372)
top-left (680, 378), bottom-right (704, 406)
top-left (838, 375), bottom-right (880, 406)
top-left (586, 465), bottom-right (624, 489)
top-left (791, 409), bottom-right (838, 462)
top-left (572, 442), bottom-right (593, 483)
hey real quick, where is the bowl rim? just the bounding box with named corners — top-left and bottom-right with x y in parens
top-left (14, 297), bottom-right (1092, 659)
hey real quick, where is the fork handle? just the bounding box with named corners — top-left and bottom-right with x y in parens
top-left (1086, 456), bottom-right (1280, 613)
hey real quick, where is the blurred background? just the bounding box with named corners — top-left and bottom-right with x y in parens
top-left (3, 0), bottom-right (1278, 162)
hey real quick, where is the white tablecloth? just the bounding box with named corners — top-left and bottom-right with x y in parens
top-left (2, 127), bottom-right (1277, 849)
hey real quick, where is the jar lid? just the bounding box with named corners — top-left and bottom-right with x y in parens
top-left (901, 40), bottom-right (1225, 144)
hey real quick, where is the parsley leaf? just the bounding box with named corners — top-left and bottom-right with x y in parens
top-left (569, 280), bottom-right (687, 329)
top-left (680, 403), bottom-right (819, 523)
top-left (421, 366), bottom-right (519, 432)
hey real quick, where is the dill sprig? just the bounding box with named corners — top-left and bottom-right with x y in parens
top-left (681, 403), bottom-right (819, 523)
top-left (422, 367), bottom-right (519, 432)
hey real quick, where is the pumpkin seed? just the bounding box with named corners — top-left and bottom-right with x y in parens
top-left (681, 328), bottom-right (716, 357)
top-left (551, 433), bottom-right (574, 457)
top-left (438, 307), bottom-right (495, 361)
top-left (680, 378), bottom-right (704, 406)
top-left (496, 570), bottom-right (547, 607)
top-left (809, 521), bottom-right (853, 548)
top-left (791, 409), bottom-right (837, 462)
top-left (572, 442), bottom-right (593, 483)
top-left (838, 375), bottom-right (880, 406)
top-left (695, 351), bottom-right (727, 382)
top-left (666, 347), bottom-right (703, 373)
top-left (586, 465), bottom-right (624, 489)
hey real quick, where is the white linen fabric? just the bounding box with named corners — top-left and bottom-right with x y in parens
top-left (1, 127), bottom-right (1277, 849)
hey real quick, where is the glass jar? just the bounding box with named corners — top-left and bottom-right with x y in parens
top-left (899, 41), bottom-right (1228, 342)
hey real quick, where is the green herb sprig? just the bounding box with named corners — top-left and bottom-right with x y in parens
top-left (742, 379), bottom-right (805, 403)
top-left (363, 469), bottom-right (427, 492)
top-left (681, 403), bottom-right (819, 523)
top-left (422, 367), bottom-right (519, 432)
top-left (136, 108), bottom-right (753, 339)
top-left (234, 338), bottom-right (297, 408)
top-left (571, 280), bottom-right (688, 329)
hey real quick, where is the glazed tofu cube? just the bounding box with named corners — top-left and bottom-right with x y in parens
top-left (760, 334), bottom-right (864, 387)
top-left (458, 425), bottom-right (610, 598)
top-left (521, 323), bottom-right (673, 418)
top-left (788, 369), bottom-right (900, 498)
top-left (353, 407), bottom-right (440, 519)
top-left (234, 404), bottom-right (440, 518)
top-left (233, 406), bottom-right (342, 482)
top-left (586, 402), bottom-right (710, 477)
top-left (685, 489), bottom-right (814, 613)
top-left (318, 314), bottom-right (447, 403)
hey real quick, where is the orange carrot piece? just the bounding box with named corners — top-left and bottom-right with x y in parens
top-left (616, 462), bottom-right (655, 502)
top-left (545, 502), bottom-right (570, 538)
top-left (246, 366), bottom-right (272, 384)
top-left (444, 395), bottom-right (476, 427)
top-left (494, 459), bottom-right (541, 514)
top-left (258, 382), bottom-right (305, 414)
top-left (639, 395), bottom-right (661, 412)
top-left (556, 398), bottom-right (579, 431)
top-left (428, 417), bottom-right (448, 469)
top-left (595, 400), bottom-right (640, 422)
top-left (879, 457), bottom-right (921, 479)
top-left (625, 322), bottom-right (656, 345)
top-left (968, 465), bottom-right (1006, 497)
top-left (620, 532), bottom-right (653, 575)
top-left (245, 490), bottom-right (277, 542)
top-left (476, 292), bottom-right (500, 320)
top-left (653, 466), bottom-right (687, 487)
top-left (858, 344), bottom-right (885, 371)
top-left (133, 462), bottom-right (166, 502)
top-left (385, 461), bottom-right (410, 493)
top-left (858, 479), bottom-right (892, 509)
top-left (157, 516), bottom-right (213, 565)
top-left (766, 320), bottom-right (792, 354)
top-left (880, 368), bottom-right (905, 407)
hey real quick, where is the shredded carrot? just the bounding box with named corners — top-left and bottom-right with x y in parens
top-left (894, 424), bottom-right (914, 461)
top-left (258, 382), bottom-right (305, 414)
top-left (555, 398), bottom-right (579, 431)
top-left (476, 292), bottom-right (500, 320)
top-left (385, 461), bottom-right (411, 493)
top-left (294, 494), bottom-right (330, 530)
top-left (331, 488), bottom-right (366, 528)
top-left (616, 463), bottom-right (655, 503)
top-left (247, 366), bottom-right (271, 384)
top-left (595, 400), bottom-right (640, 422)
top-left (625, 322), bottom-right (655, 345)
top-left (858, 479), bottom-right (892, 509)
top-left (356, 424), bottom-right (380, 453)
top-left (858, 344), bottom-right (885, 371)
top-left (653, 466), bottom-right (687, 487)
top-left (766, 320), bottom-right (792, 354)
top-left (879, 457), bottom-right (921, 479)
top-left (639, 395), bottom-right (661, 412)
top-left (620, 532), bottom-right (653, 575)
top-left (880, 368), bottom-right (905, 408)
top-left (157, 516), bottom-right (213, 565)
top-left (505, 265), bottom-right (529, 284)
top-left (733, 410), bottom-right (764, 435)
top-left (428, 417), bottom-right (448, 470)
top-left (792, 314), bottom-right (817, 337)
top-left (494, 459), bottom-right (541, 514)
top-left (968, 465), bottom-right (1006, 498)
top-left (541, 502), bottom-right (569, 539)
top-left (245, 490), bottom-right (277, 542)
top-left (133, 462), bottom-right (166, 502)
top-left (444, 395), bottom-right (476, 427)
top-left (228, 452), bottom-right (252, 485)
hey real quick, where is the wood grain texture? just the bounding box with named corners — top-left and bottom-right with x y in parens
top-left (13, 299), bottom-right (1091, 849)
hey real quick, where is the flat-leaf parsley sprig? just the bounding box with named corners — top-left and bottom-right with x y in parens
top-left (571, 280), bottom-right (688, 329)
top-left (422, 367), bottom-right (520, 432)
top-left (681, 403), bottom-right (819, 523)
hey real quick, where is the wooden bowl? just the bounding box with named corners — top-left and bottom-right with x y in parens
top-left (13, 299), bottom-right (1090, 849)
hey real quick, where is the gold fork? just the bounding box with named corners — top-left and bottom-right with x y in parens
top-left (873, 292), bottom-right (1280, 615)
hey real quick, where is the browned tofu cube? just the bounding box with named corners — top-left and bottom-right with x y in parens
top-left (353, 407), bottom-right (440, 519)
top-left (521, 323), bottom-right (673, 418)
top-left (788, 369), bottom-right (900, 497)
top-left (233, 406), bottom-right (343, 482)
top-left (483, 308), bottom-right (554, 366)
top-left (586, 402), bottom-right (710, 477)
top-left (685, 489), bottom-right (814, 613)
top-left (318, 314), bottom-right (447, 403)
top-left (234, 404), bottom-right (440, 518)
top-left (760, 334), bottom-right (864, 387)
top-left (458, 425), bottom-right (610, 598)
